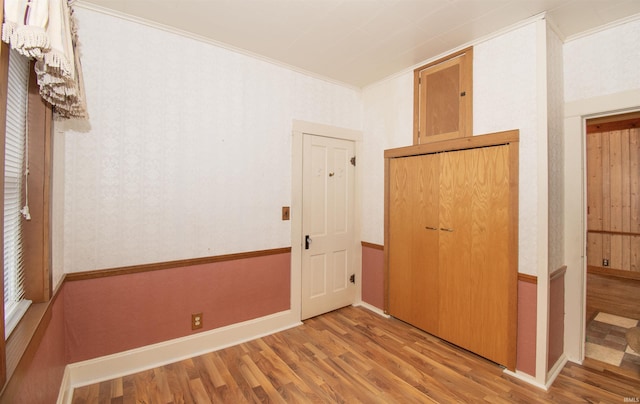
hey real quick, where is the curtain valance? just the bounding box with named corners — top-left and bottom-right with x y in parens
top-left (2, 0), bottom-right (87, 119)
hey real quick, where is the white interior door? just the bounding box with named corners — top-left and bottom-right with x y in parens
top-left (301, 134), bottom-right (356, 319)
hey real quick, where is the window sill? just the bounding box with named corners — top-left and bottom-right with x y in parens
top-left (1, 299), bottom-right (52, 396)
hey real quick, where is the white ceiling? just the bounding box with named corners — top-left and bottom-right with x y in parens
top-left (77, 0), bottom-right (640, 88)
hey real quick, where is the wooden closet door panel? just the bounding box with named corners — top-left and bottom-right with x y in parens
top-left (412, 154), bottom-right (440, 334)
top-left (388, 155), bottom-right (439, 333)
top-left (438, 149), bottom-right (473, 348)
top-left (467, 145), bottom-right (512, 365)
top-left (388, 157), bottom-right (414, 323)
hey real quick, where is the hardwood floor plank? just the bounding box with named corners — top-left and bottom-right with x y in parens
top-left (163, 361), bottom-right (195, 404)
top-left (212, 354), bottom-right (252, 403)
top-left (196, 353), bottom-right (225, 389)
top-left (218, 346), bottom-right (263, 403)
top-left (188, 378), bottom-right (212, 404)
top-left (73, 306), bottom-right (639, 403)
top-left (71, 382), bottom-right (99, 404)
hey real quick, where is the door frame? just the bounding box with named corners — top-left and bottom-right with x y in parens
top-left (291, 120), bottom-right (363, 320)
top-left (564, 89), bottom-right (640, 364)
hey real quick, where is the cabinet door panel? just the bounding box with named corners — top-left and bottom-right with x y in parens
top-left (438, 149), bottom-right (473, 347)
top-left (420, 60), bottom-right (460, 138)
top-left (388, 154), bottom-right (439, 334)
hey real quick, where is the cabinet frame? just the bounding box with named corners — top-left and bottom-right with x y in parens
top-left (413, 47), bottom-right (473, 145)
top-left (383, 130), bottom-right (519, 370)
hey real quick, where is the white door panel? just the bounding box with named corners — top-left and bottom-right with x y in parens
top-left (301, 135), bottom-right (356, 319)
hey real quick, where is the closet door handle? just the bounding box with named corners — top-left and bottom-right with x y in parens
top-left (440, 227), bottom-right (454, 232)
top-left (425, 226), bottom-right (438, 231)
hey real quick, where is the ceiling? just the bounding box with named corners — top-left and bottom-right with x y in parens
top-left (77, 0), bottom-right (640, 88)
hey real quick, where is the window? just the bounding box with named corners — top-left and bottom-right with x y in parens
top-left (3, 49), bottom-right (31, 339)
top-left (0, 41), bottom-right (53, 389)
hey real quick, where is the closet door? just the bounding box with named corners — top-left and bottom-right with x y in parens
top-left (439, 145), bottom-right (514, 368)
top-left (388, 154), bottom-right (439, 334)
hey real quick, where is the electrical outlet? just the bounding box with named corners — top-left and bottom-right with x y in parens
top-left (603, 259), bottom-right (609, 267)
top-left (192, 313), bottom-right (203, 330)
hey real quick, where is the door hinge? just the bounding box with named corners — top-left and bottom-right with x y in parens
top-left (350, 274), bottom-right (355, 284)
top-left (350, 156), bottom-right (356, 166)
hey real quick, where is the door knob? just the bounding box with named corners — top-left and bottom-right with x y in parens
top-left (305, 235), bottom-right (312, 249)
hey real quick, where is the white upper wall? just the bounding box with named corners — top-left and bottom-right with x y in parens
top-left (360, 72), bottom-right (414, 246)
top-left (55, 8), bottom-right (362, 273)
top-left (547, 24), bottom-right (565, 272)
top-left (474, 22), bottom-right (540, 276)
top-left (564, 17), bottom-right (640, 103)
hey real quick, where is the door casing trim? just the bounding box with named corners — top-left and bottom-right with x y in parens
top-left (563, 89), bottom-right (640, 366)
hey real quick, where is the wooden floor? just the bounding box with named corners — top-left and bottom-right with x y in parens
top-left (584, 270), bottom-right (640, 381)
top-left (72, 306), bottom-right (639, 404)
top-left (586, 271), bottom-right (640, 322)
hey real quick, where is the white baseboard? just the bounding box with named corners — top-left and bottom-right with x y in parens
top-left (502, 353), bottom-right (568, 391)
top-left (545, 354), bottom-right (568, 388)
top-left (57, 309), bottom-right (301, 404)
top-left (503, 368), bottom-right (548, 391)
top-left (353, 301), bottom-right (389, 318)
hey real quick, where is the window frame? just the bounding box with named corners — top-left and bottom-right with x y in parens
top-left (0, 40), bottom-right (53, 389)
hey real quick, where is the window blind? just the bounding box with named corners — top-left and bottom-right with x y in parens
top-left (4, 48), bottom-right (31, 339)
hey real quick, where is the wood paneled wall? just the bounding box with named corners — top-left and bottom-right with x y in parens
top-left (586, 115), bottom-right (640, 273)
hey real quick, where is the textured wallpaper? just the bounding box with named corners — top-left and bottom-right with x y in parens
top-left (470, 23), bottom-right (540, 276)
top-left (57, 9), bottom-right (362, 272)
top-left (361, 73), bottom-right (414, 245)
top-left (547, 25), bottom-right (565, 272)
top-left (564, 18), bottom-right (640, 103)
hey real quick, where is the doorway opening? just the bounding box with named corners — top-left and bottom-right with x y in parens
top-left (584, 111), bottom-right (640, 380)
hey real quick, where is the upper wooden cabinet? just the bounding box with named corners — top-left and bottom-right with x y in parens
top-left (413, 47), bottom-right (473, 145)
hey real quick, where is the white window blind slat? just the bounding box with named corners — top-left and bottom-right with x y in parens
top-left (4, 48), bottom-right (32, 339)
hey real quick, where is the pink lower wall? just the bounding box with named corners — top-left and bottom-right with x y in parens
top-left (362, 244), bottom-right (384, 310)
top-left (64, 252), bottom-right (291, 363)
top-left (548, 270), bottom-right (565, 371)
top-left (517, 279), bottom-right (537, 376)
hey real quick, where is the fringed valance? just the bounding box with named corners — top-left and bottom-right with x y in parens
top-left (2, 0), bottom-right (87, 120)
